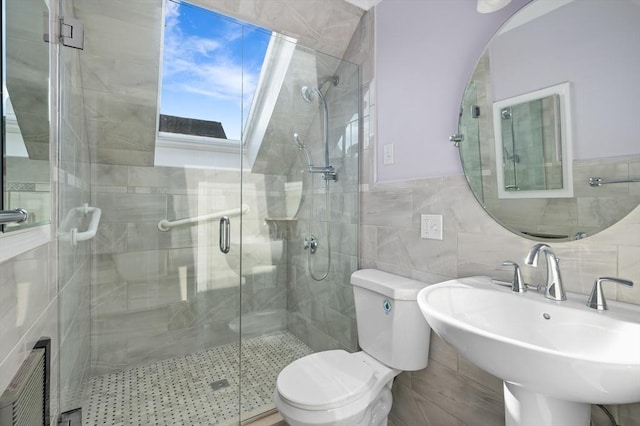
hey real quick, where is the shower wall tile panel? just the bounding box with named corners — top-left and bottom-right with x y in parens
top-left (0, 245), bottom-right (55, 384)
top-left (196, 0), bottom-right (363, 60)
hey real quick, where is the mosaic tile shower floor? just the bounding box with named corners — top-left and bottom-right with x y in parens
top-left (82, 331), bottom-right (312, 425)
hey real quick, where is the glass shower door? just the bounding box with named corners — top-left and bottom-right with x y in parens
top-left (55, 0), bottom-right (245, 424)
top-left (238, 35), bottom-right (361, 422)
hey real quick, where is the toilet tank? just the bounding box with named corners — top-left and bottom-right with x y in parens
top-left (351, 269), bottom-right (431, 371)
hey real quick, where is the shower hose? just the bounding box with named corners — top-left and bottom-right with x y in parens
top-left (307, 178), bottom-right (331, 281)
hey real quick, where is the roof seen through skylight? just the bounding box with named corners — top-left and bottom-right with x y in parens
top-left (160, 0), bottom-right (272, 141)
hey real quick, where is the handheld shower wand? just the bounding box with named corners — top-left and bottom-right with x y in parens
top-left (293, 133), bottom-right (314, 169)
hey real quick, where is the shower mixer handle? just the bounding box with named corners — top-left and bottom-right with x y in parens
top-left (309, 165), bottom-right (337, 181)
top-left (323, 168), bottom-right (337, 182)
top-left (304, 235), bottom-right (318, 254)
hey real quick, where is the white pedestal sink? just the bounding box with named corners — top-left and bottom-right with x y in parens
top-left (417, 276), bottom-right (640, 426)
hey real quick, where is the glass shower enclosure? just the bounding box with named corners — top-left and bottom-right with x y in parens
top-left (55, 0), bottom-right (359, 424)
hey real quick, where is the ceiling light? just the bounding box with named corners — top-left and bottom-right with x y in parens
top-left (477, 0), bottom-right (512, 13)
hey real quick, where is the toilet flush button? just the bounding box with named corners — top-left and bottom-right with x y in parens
top-left (383, 299), bottom-right (392, 315)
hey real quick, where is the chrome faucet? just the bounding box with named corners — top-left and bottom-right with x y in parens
top-left (525, 243), bottom-right (566, 301)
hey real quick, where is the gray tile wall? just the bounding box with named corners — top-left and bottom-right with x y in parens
top-left (0, 245), bottom-right (58, 425)
top-left (283, 52), bottom-right (360, 353)
top-left (342, 7), bottom-right (640, 426)
top-left (193, 0), bottom-right (364, 60)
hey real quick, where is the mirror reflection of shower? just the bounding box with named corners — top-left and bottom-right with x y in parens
top-left (293, 75), bottom-right (340, 281)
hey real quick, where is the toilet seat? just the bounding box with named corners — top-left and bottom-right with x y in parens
top-left (276, 350), bottom-right (377, 411)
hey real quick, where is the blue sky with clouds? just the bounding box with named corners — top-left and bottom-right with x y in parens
top-left (160, 0), bottom-right (271, 140)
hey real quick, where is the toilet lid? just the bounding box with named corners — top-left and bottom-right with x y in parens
top-left (276, 350), bottom-right (376, 411)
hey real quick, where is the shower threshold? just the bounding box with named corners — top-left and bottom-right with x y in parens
top-left (82, 330), bottom-right (312, 425)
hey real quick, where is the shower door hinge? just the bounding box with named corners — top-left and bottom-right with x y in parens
top-left (60, 17), bottom-right (84, 49)
top-left (44, 17), bottom-right (84, 50)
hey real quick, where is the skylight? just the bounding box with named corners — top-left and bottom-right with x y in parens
top-left (159, 0), bottom-right (272, 142)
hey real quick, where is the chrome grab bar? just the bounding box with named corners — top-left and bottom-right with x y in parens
top-left (588, 177), bottom-right (640, 187)
top-left (157, 204), bottom-right (249, 231)
top-left (219, 216), bottom-right (230, 254)
top-left (0, 208), bottom-right (28, 225)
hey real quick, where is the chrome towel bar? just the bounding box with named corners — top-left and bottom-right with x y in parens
top-left (0, 208), bottom-right (28, 225)
top-left (588, 177), bottom-right (640, 187)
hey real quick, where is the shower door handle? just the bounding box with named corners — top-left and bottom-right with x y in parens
top-left (219, 216), bottom-right (230, 254)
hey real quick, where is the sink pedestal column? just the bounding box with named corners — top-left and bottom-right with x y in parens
top-left (504, 382), bottom-right (590, 426)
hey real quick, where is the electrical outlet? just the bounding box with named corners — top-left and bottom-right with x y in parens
top-left (421, 214), bottom-right (443, 240)
top-left (383, 144), bottom-right (394, 165)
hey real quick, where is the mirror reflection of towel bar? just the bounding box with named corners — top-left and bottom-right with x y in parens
top-left (0, 208), bottom-right (28, 225)
top-left (588, 177), bottom-right (640, 187)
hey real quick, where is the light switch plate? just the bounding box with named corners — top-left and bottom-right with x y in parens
top-left (383, 144), bottom-right (394, 165)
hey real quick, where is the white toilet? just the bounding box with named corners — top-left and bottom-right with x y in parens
top-left (274, 269), bottom-right (432, 426)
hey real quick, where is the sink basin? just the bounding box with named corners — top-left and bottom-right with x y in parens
top-left (417, 276), bottom-right (640, 426)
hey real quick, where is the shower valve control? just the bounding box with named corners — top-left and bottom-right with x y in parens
top-left (303, 235), bottom-right (319, 254)
top-left (421, 214), bottom-right (443, 240)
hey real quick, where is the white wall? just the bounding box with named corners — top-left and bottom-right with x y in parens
top-left (375, 0), bottom-right (531, 182)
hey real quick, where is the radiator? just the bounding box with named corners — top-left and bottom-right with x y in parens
top-left (0, 348), bottom-right (46, 426)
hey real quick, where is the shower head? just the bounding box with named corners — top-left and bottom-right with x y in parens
top-left (301, 86), bottom-right (315, 103)
top-left (300, 75), bottom-right (339, 103)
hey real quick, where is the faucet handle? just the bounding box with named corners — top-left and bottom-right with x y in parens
top-left (586, 277), bottom-right (634, 311)
top-left (502, 261), bottom-right (527, 293)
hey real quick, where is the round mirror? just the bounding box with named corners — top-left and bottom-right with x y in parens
top-left (457, 0), bottom-right (640, 242)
